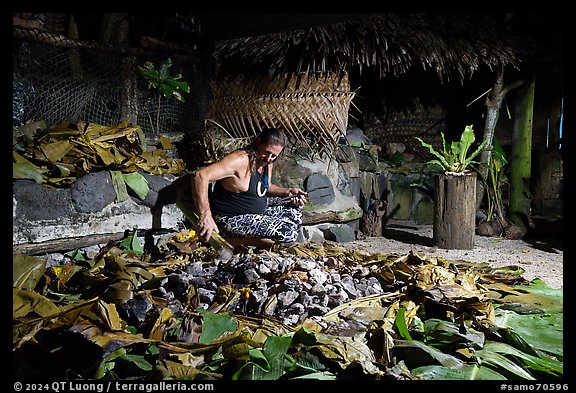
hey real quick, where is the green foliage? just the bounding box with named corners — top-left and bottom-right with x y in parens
top-left (395, 308), bottom-right (413, 340)
top-left (138, 58), bottom-right (190, 102)
top-left (138, 58), bottom-right (190, 132)
top-left (122, 171), bottom-right (149, 200)
top-left (95, 345), bottom-right (156, 380)
top-left (485, 138), bottom-right (508, 220)
top-left (416, 124), bottom-right (487, 173)
top-left (197, 308), bottom-right (238, 344)
top-left (119, 227), bottom-right (144, 255)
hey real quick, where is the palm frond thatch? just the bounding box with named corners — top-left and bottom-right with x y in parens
top-left (214, 13), bottom-right (521, 83)
top-left (205, 73), bottom-right (356, 158)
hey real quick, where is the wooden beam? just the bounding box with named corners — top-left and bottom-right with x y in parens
top-left (13, 233), bottom-right (126, 255)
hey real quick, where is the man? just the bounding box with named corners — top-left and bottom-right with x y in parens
top-left (192, 128), bottom-right (307, 249)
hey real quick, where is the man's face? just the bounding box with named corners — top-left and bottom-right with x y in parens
top-left (256, 142), bottom-right (284, 166)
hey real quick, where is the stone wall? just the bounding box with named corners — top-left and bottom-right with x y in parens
top-left (13, 130), bottom-right (435, 253)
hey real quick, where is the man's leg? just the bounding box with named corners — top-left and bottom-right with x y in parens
top-left (215, 207), bottom-right (301, 243)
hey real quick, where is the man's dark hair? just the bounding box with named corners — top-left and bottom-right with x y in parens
top-left (255, 128), bottom-right (288, 148)
top-left (246, 128), bottom-right (288, 173)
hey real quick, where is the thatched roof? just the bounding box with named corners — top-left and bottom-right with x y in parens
top-left (213, 13), bottom-right (522, 84)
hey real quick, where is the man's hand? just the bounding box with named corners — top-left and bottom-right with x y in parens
top-left (285, 188), bottom-right (308, 207)
top-left (197, 212), bottom-right (219, 243)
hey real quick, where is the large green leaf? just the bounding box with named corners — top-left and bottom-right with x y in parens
top-left (197, 309), bottom-right (238, 344)
top-left (230, 347), bottom-right (271, 380)
top-left (487, 281), bottom-right (563, 314)
top-left (393, 339), bottom-right (464, 370)
top-left (423, 318), bottom-right (485, 350)
top-left (122, 171), bottom-right (149, 200)
top-left (123, 353), bottom-right (154, 371)
top-left (395, 307), bottom-right (412, 340)
top-left (457, 124), bottom-right (476, 163)
top-left (524, 278), bottom-right (563, 304)
top-left (118, 227), bottom-right (144, 255)
top-left (411, 364), bottom-right (506, 380)
top-left (495, 309), bottom-right (563, 360)
top-left (260, 334), bottom-right (293, 380)
top-left (233, 333), bottom-right (293, 380)
top-left (481, 341), bottom-right (563, 377)
top-left (474, 349), bottom-right (536, 379)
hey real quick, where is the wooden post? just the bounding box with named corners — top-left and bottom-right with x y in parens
top-left (433, 172), bottom-right (476, 250)
top-left (360, 198), bottom-right (386, 237)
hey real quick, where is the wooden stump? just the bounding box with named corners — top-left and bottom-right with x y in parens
top-left (433, 172), bottom-right (476, 250)
top-left (360, 199), bottom-right (386, 236)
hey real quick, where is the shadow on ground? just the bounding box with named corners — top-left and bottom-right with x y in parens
top-left (524, 217), bottom-right (563, 253)
top-left (382, 222), bottom-right (563, 255)
top-left (523, 236), bottom-right (563, 254)
top-left (382, 225), bottom-right (434, 247)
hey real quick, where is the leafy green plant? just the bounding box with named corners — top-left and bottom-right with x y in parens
top-left (482, 139), bottom-right (510, 229)
top-left (486, 144), bottom-right (507, 220)
top-left (475, 136), bottom-right (524, 237)
top-left (119, 227), bottom-right (144, 255)
top-left (138, 58), bottom-right (190, 133)
top-left (95, 345), bottom-right (157, 379)
top-left (416, 124), bottom-right (487, 173)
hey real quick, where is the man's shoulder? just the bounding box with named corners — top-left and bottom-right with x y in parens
top-left (227, 149), bottom-right (249, 161)
top-left (221, 149), bottom-right (250, 172)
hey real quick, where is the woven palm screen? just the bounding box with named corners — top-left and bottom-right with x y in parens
top-left (204, 72), bottom-right (356, 158)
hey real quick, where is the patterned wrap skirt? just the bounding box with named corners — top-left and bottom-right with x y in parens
top-left (213, 197), bottom-right (302, 243)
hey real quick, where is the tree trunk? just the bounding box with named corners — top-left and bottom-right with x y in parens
top-left (509, 74), bottom-right (535, 232)
top-left (475, 66), bottom-right (504, 209)
top-left (121, 55), bottom-right (138, 124)
top-left (476, 66), bottom-right (524, 209)
top-left (434, 172), bottom-right (476, 250)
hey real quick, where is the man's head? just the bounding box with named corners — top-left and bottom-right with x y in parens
top-left (254, 128), bottom-right (287, 165)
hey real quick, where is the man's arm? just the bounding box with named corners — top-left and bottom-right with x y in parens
top-left (192, 151), bottom-right (246, 242)
top-left (266, 163), bottom-right (308, 206)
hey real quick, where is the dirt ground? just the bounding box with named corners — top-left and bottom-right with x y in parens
top-left (342, 224), bottom-right (564, 289)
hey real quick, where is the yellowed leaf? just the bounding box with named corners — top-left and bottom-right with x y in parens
top-left (40, 140), bottom-right (72, 162)
top-left (13, 288), bottom-right (60, 319)
top-left (97, 300), bottom-right (125, 331)
top-left (148, 307), bottom-right (174, 341)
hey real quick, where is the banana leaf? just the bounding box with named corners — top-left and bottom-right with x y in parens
top-left (411, 364), bottom-right (506, 380)
top-left (495, 309), bottom-right (563, 360)
top-left (13, 253), bottom-right (47, 290)
top-left (197, 309), bottom-right (238, 344)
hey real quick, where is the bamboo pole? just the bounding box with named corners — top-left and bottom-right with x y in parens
top-left (509, 73), bottom-right (535, 233)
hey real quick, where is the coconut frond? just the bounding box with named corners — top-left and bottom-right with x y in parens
top-left (201, 120), bottom-right (254, 162)
top-left (205, 73), bottom-right (355, 158)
